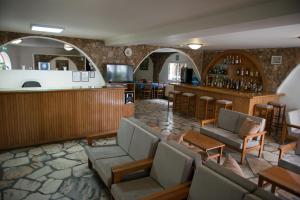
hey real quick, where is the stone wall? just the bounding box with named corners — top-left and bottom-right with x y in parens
top-left (203, 48), bottom-right (300, 92)
top-left (0, 31), bottom-right (204, 77)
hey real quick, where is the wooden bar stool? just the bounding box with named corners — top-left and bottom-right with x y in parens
top-left (254, 104), bottom-right (274, 133)
top-left (168, 90), bottom-right (181, 111)
top-left (268, 101), bottom-right (286, 138)
top-left (200, 96), bottom-right (215, 120)
top-left (182, 92), bottom-right (196, 116)
top-left (215, 99), bottom-right (233, 120)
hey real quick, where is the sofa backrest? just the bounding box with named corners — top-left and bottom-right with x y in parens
top-left (286, 109), bottom-right (300, 135)
top-left (217, 109), bottom-right (266, 134)
top-left (188, 165), bottom-right (249, 200)
top-left (150, 142), bottom-right (193, 188)
top-left (205, 161), bottom-right (257, 192)
top-left (117, 118), bottom-right (136, 152)
top-left (128, 125), bottom-right (160, 160)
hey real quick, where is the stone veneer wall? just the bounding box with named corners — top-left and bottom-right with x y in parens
top-left (203, 48), bottom-right (300, 92)
top-left (0, 31), bottom-right (204, 77)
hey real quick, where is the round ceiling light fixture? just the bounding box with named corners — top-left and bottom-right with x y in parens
top-left (64, 44), bottom-right (73, 51)
top-left (187, 43), bottom-right (203, 50)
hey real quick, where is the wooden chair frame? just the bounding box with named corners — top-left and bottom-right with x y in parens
top-left (201, 119), bottom-right (266, 164)
top-left (278, 141), bottom-right (297, 160)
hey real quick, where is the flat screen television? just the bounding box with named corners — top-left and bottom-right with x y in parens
top-left (106, 64), bottom-right (133, 83)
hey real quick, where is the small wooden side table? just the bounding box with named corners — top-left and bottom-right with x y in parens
top-left (258, 166), bottom-right (300, 197)
top-left (183, 130), bottom-right (225, 163)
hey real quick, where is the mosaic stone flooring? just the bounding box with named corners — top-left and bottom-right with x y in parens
top-left (0, 99), bottom-right (299, 200)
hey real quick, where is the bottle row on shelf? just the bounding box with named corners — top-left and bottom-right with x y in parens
top-left (206, 76), bottom-right (263, 93)
top-left (223, 55), bottom-right (243, 65)
top-left (236, 68), bottom-right (259, 77)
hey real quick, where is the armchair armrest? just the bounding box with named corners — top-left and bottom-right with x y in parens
top-left (112, 158), bottom-right (153, 184)
top-left (86, 130), bottom-right (117, 146)
top-left (139, 182), bottom-right (191, 200)
top-left (286, 123), bottom-right (300, 130)
top-left (243, 131), bottom-right (266, 141)
top-left (200, 118), bottom-right (216, 127)
top-left (278, 141), bottom-right (297, 159)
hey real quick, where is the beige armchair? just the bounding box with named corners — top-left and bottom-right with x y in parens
top-left (281, 109), bottom-right (300, 144)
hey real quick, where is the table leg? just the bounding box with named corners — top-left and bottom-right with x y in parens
top-left (258, 176), bottom-right (264, 187)
top-left (218, 147), bottom-right (223, 164)
top-left (271, 184), bottom-right (276, 193)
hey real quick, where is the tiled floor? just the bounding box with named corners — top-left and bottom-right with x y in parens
top-left (0, 99), bottom-right (298, 200)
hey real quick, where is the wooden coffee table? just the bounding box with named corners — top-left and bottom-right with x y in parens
top-left (258, 166), bottom-right (300, 197)
top-left (183, 130), bottom-right (225, 163)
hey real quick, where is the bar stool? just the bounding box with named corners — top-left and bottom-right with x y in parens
top-left (215, 99), bottom-right (233, 120)
top-left (168, 90), bottom-right (181, 111)
top-left (182, 92), bottom-right (196, 116)
top-left (254, 104), bottom-right (274, 133)
top-left (199, 96), bottom-right (215, 120)
top-left (268, 101), bottom-right (286, 138)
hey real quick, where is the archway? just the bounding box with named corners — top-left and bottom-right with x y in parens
top-left (277, 64), bottom-right (300, 110)
top-left (0, 36), bottom-right (105, 86)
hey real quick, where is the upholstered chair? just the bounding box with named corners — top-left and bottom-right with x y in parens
top-left (281, 109), bottom-right (300, 144)
top-left (278, 138), bottom-right (300, 174)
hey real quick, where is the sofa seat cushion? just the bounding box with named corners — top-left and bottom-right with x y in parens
top-left (94, 155), bottom-right (147, 187)
top-left (84, 145), bottom-right (127, 165)
top-left (188, 166), bottom-right (249, 200)
top-left (128, 126), bottom-right (159, 161)
top-left (278, 154), bottom-right (300, 174)
top-left (200, 126), bottom-right (259, 149)
top-left (243, 194), bottom-right (262, 200)
top-left (205, 161), bottom-right (257, 192)
top-left (111, 177), bottom-right (164, 200)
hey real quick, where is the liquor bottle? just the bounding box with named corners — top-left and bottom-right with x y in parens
top-left (236, 69), bottom-right (240, 76)
top-left (245, 69), bottom-right (249, 76)
top-left (239, 57), bottom-right (242, 64)
top-left (240, 68), bottom-right (244, 76)
top-left (255, 71), bottom-right (259, 77)
top-left (250, 71), bottom-right (254, 77)
top-left (235, 56), bottom-right (239, 64)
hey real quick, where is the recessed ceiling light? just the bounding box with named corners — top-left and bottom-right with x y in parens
top-left (31, 24), bottom-right (64, 33)
top-left (188, 43), bottom-right (203, 50)
top-left (64, 44), bottom-right (73, 51)
top-left (11, 39), bottom-right (22, 44)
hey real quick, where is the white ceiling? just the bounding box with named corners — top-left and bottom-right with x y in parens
top-left (0, 0), bottom-right (300, 49)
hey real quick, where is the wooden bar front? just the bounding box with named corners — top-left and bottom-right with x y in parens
top-left (173, 84), bottom-right (282, 118)
top-left (0, 87), bottom-right (134, 150)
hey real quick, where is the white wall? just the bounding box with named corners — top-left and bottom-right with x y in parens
top-left (0, 70), bottom-right (105, 89)
top-left (277, 64), bottom-right (300, 110)
top-left (159, 53), bottom-right (200, 83)
top-left (134, 58), bottom-right (154, 81)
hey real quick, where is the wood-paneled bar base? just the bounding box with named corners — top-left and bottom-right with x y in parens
top-left (0, 87), bottom-right (134, 150)
top-left (172, 84), bottom-right (282, 118)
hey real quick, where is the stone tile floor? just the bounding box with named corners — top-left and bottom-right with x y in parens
top-left (0, 99), bottom-right (298, 200)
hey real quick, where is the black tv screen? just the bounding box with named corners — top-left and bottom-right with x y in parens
top-left (106, 64), bottom-right (133, 83)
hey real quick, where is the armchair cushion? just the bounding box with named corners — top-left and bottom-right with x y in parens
top-left (235, 113), bottom-right (266, 134)
top-left (117, 118), bottom-right (136, 152)
top-left (150, 142), bottom-right (193, 188)
top-left (238, 118), bottom-right (261, 138)
top-left (188, 166), bottom-right (249, 200)
top-left (217, 109), bottom-right (240, 132)
top-left (278, 154), bottom-right (300, 174)
top-left (285, 109), bottom-right (300, 137)
top-left (128, 126), bottom-right (159, 160)
top-left (111, 177), bottom-right (163, 200)
top-left (94, 156), bottom-right (147, 187)
top-left (84, 145), bottom-right (127, 165)
top-left (201, 126), bottom-right (259, 149)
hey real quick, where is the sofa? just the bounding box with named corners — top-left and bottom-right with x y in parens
top-left (143, 161), bottom-right (282, 200)
top-left (200, 108), bottom-right (266, 164)
top-left (278, 138), bottom-right (300, 174)
top-left (110, 142), bottom-right (195, 200)
top-left (281, 109), bottom-right (300, 144)
top-left (84, 117), bottom-right (160, 187)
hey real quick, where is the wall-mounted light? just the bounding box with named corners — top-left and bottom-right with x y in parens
top-left (11, 39), bottom-right (22, 44)
top-left (64, 44), bottom-right (73, 51)
top-left (187, 43), bottom-right (203, 50)
top-left (31, 24), bottom-right (64, 33)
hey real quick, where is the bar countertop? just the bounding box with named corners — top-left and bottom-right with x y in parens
top-left (171, 83), bottom-right (284, 98)
top-left (0, 85), bottom-right (126, 94)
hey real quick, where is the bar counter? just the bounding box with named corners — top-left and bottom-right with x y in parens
top-left (172, 83), bottom-right (283, 117)
top-left (0, 87), bottom-right (134, 150)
